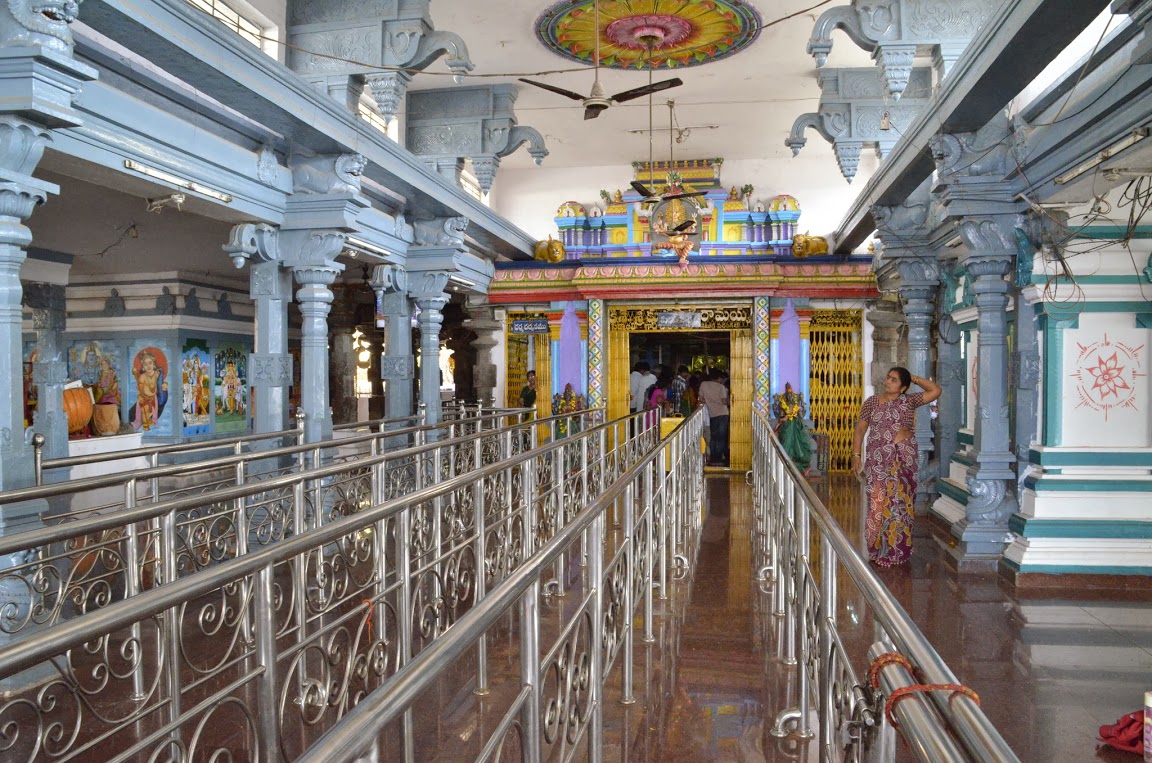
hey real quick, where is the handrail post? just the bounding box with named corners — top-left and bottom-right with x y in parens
top-left (32, 433), bottom-right (44, 486)
top-left (472, 469), bottom-right (489, 696)
top-left (520, 575), bottom-right (542, 763)
top-left (123, 479), bottom-right (147, 701)
top-left (254, 561), bottom-right (280, 762)
top-left (588, 510), bottom-right (606, 753)
top-left (642, 460), bottom-right (655, 643)
top-left (397, 501), bottom-right (415, 763)
top-left (819, 536), bottom-right (837, 752)
top-left (620, 479), bottom-right (636, 705)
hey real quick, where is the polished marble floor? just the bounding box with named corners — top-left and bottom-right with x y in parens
top-left (601, 475), bottom-right (1152, 763)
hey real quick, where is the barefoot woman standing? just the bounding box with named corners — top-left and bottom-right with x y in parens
top-left (851, 367), bottom-right (942, 566)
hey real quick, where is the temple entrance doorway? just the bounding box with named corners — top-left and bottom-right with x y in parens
top-left (608, 304), bottom-right (753, 469)
top-left (630, 330), bottom-right (729, 418)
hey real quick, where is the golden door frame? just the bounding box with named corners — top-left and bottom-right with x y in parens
top-left (607, 304), bottom-right (753, 470)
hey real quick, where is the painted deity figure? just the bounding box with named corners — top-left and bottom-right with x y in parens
top-left (78, 344), bottom-right (101, 387)
top-left (222, 360), bottom-right (241, 414)
top-left (772, 382), bottom-right (812, 473)
top-left (196, 358), bottom-right (212, 416)
top-left (134, 351), bottom-right (164, 430)
top-left (96, 356), bottom-right (120, 406)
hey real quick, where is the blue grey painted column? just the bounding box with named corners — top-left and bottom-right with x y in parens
top-left (370, 264), bottom-right (414, 420)
top-left (1012, 212), bottom-right (1058, 478)
top-left (280, 154), bottom-right (368, 443)
top-left (935, 310), bottom-right (964, 473)
top-left (897, 260), bottom-right (940, 509)
top-left (931, 120), bottom-right (1020, 558)
top-left (224, 224), bottom-right (292, 436)
top-left (294, 264), bottom-right (342, 442)
top-left (0, 29), bottom-right (95, 490)
top-left (409, 271), bottom-right (450, 427)
top-left (25, 283), bottom-right (68, 461)
top-left (248, 261), bottom-right (292, 434)
top-left (874, 191), bottom-right (940, 509)
top-left (465, 295), bottom-right (502, 405)
top-left (956, 221), bottom-right (1018, 555)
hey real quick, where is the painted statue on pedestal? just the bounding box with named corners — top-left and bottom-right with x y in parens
top-left (772, 382), bottom-right (812, 473)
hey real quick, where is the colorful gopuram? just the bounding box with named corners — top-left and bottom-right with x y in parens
top-left (490, 160), bottom-right (878, 471)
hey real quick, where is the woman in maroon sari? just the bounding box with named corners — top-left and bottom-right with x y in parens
top-left (851, 367), bottom-right (941, 566)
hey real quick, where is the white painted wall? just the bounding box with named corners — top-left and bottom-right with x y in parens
top-left (489, 152), bottom-right (878, 247)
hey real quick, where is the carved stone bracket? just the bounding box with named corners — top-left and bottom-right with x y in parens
top-left (223, 222), bottom-right (280, 269)
top-left (786, 67), bottom-right (932, 182)
top-left (406, 84), bottom-right (548, 193)
top-left (807, 0), bottom-right (996, 98)
top-left (369, 263), bottom-right (408, 295)
top-left (287, 0), bottom-right (474, 122)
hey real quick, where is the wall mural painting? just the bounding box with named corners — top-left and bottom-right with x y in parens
top-left (69, 340), bottom-right (123, 409)
top-left (127, 342), bottom-right (172, 436)
top-left (23, 343), bottom-right (37, 428)
top-left (182, 339), bottom-right (213, 436)
top-left (214, 344), bottom-right (248, 433)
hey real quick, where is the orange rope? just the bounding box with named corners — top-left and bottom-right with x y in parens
top-left (867, 652), bottom-right (914, 689)
top-left (884, 684), bottom-right (981, 728)
top-left (866, 652), bottom-right (981, 729)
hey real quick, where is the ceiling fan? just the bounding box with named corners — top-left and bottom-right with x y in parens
top-left (518, 1), bottom-right (683, 121)
top-left (631, 98), bottom-right (708, 206)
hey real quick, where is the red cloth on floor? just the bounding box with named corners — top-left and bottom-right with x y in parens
top-left (1098, 711), bottom-right (1144, 754)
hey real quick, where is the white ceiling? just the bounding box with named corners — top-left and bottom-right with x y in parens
top-left (408, 0), bottom-right (874, 170)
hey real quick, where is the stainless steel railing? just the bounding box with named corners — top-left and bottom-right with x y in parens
top-left (0, 408), bottom-right (608, 640)
top-left (299, 409), bottom-right (706, 762)
top-left (17, 409), bottom-right (540, 532)
top-left (0, 408), bottom-right (688, 762)
top-left (751, 413), bottom-right (1020, 763)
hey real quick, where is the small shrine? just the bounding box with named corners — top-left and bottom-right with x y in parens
top-left (491, 159), bottom-right (877, 471)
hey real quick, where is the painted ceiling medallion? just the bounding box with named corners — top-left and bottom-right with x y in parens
top-left (535, 0), bottom-right (763, 70)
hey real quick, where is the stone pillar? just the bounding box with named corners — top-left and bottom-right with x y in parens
top-left (293, 264), bottom-right (342, 442)
top-left (865, 298), bottom-right (905, 392)
top-left (465, 297), bottom-right (502, 405)
top-left (25, 283), bottom-right (68, 460)
top-left (935, 310), bottom-right (964, 472)
top-left (410, 272), bottom-right (450, 427)
top-left (279, 153), bottom-right (369, 442)
top-left (956, 220), bottom-right (1018, 555)
top-left (896, 258), bottom-right (940, 509)
top-left (931, 118), bottom-right (1021, 559)
top-left (329, 282), bottom-right (360, 426)
top-left (248, 261), bottom-right (292, 435)
top-left (224, 225), bottom-right (293, 436)
top-left (1013, 211), bottom-right (1060, 478)
top-left (0, 126), bottom-right (53, 492)
top-left (370, 264), bottom-right (414, 420)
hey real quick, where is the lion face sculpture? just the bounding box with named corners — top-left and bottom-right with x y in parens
top-left (2, 0), bottom-right (80, 53)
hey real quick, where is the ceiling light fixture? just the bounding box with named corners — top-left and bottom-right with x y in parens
top-left (124, 159), bottom-right (233, 203)
top-left (1053, 127), bottom-right (1149, 185)
top-left (345, 237), bottom-right (393, 258)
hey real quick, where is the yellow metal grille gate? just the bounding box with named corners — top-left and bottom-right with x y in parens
top-left (808, 310), bottom-right (864, 472)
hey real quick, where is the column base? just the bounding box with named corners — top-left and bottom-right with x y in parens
top-left (949, 517), bottom-right (1013, 559)
top-left (0, 444), bottom-right (37, 494)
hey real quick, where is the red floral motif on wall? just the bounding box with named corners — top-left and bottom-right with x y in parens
top-left (1069, 334), bottom-right (1145, 420)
